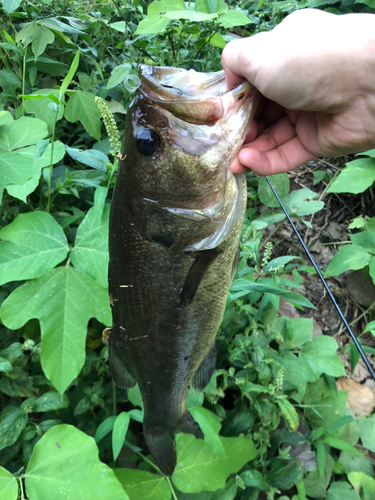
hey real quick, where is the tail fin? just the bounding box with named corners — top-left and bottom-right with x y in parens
top-left (144, 412), bottom-right (203, 475)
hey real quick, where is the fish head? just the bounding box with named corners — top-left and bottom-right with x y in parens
top-left (122, 65), bottom-right (259, 210)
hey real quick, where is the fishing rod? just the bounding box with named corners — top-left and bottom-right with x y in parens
top-left (265, 176), bottom-right (375, 382)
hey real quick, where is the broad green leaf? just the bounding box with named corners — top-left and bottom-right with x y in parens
top-left (112, 412), bottom-right (130, 461)
top-left (25, 424), bottom-right (129, 500)
top-left (327, 481), bottom-right (360, 500)
top-left (165, 10), bottom-right (217, 20)
top-left (0, 69), bottom-right (21, 89)
top-left (34, 392), bottom-right (69, 412)
top-left (107, 63), bottom-right (133, 90)
top-left (0, 111), bottom-right (12, 126)
top-left (267, 461), bottom-right (303, 490)
top-left (327, 158), bottom-right (375, 194)
top-left (0, 266), bottom-right (111, 394)
top-left (0, 357), bottom-right (12, 373)
top-left (195, 0), bottom-right (228, 13)
top-left (59, 50), bottom-right (80, 100)
top-left (172, 434), bottom-right (257, 493)
top-left (0, 212), bottom-right (69, 286)
top-left (65, 91), bottom-right (101, 141)
top-left (0, 466), bottom-right (18, 500)
top-left (358, 415), bottom-right (375, 453)
top-left (0, 410), bottom-right (28, 451)
top-left (218, 10), bottom-right (251, 28)
top-left (95, 416), bottom-right (117, 443)
top-left (324, 244), bottom-right (371, 278)
top-left (258, 174), bottom-right (289, 207)
top-left (189, 406), bottom-right (224, 454)
top-left (209, 33), bottom-right (226, 49)
top-left (70, 187), bottom-right (109, 287)
top-left (304, 454), bottom-right (333, 498)
top-left (264, 255), bottom-right (302, 272)
top-left (24, 89), bottom-right (64, 134)
top-left (41, 18), bottom-right (85, 35)
top-left (339, 451), bottom-right (374, 477)
top-left (285, 188), bottom-right (324, 217)
top-left (115, 469), bottom-right (171, 500)
top-left (348, 471), bottom-right (375, 493)
top-left (16, 22), bottom-right (55, 59)
top-left (350, 231), bottom-right (375, 253)
top-left (1, 0), bottom-right (21, 13)
top-left (0, 116), bottom-right (48, 151)
top-left (5, 141), bottom-right (65, 202)
top-left (66, 146), bottom-right (108, 171)
top-left (299, 336), bottom-right (345, 379)
top-left (109, 21), bottom-right (126, 32)
top-left (148, 0), bottom-right (185, 14)
top-left (135, 16), bottom-right (170, 35)
top-left (369, 257), bottom-right (375, 285)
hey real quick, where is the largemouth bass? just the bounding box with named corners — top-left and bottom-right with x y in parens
top-left (108, 65), bottom-right (259, 475)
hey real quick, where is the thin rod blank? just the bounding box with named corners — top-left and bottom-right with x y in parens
top-left (265, 176), bottom-right (375, 382)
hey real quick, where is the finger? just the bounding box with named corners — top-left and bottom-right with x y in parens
top-left (235, 137), bottom-right (315, 175)
top-left (243, 114), bottom-right (297, 153)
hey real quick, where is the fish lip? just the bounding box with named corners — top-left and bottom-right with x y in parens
top-left (139, 64), bottom-right (252, 103)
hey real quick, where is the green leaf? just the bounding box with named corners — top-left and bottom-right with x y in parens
top-left (0, 466), bottom-right (18, 500)
top-left (348, 471), bottom-right (375, 493)
top-left (0, 357), bottom-right (12, 373)
top-left (285, 188), bottom-right (324, 217)
top-left (107, 63), bottom-right (133, 90)
top-left (304, 454), bottom-right (333, 498)
top-left (264, 256), bottom-right (302, 272)
top-left (299, 336), bottom-right (346, 379)
top-left (95, 416), bottom-right (117, 443)
top-left (218, 10), bottom-right (251, 28)
top-left (115, 469), bottom-right (171, 500)
top-left (25, 424), bottom-right (129, 500)
top-left (324, 245), bottom-right (371, 278)
top-left (24, 89), bottom-right (64, 134)
top-left (267, 461), bottom-right (303, 490)
top-left (189, 406), bottom-right (224, 454)
top-left (0, 212), bottom-right (69, 286)
top-left (230, 279), bottom-right (315, 309)
top-left (350, 231), bottom-right (375, 253)
top-left (16, 22), bottom-right (55, 60)
top-left (0, 116), bottom-right (48, 151)
top-left (148, 0), bottom-right (186, 14)
top-left (135, 16), bottom-right (170, 35)
top-left (0, 266), bottom-right (111, 395)
top-left (358, 415), bottom-right (375, 453)
top-left (112, 412), bottom-right (130, 461)
top-left (70, 187), bottom-right (109, 287)
top-left (5, 141), bottom-right (66, 203)
top-left (65, 91), bottom-right (101, 141)
top-left (66, 146), bottom-right (108, 171)
top-left (324, 437), bottom-right (361, 456)
top-left (0, 69), bottom-right (21, 89)
top-left (368, 257), bottom-right (375, 286)
top-left (195, 0), bottom-right (228, 13)
top-left (34, 392), bottom-right (69, 412)
top-left (277, 398), bottom-right (299, 431)
top-left (258, 174), bottom-right (289, 207)
top-left (339, 451), bottom-right (374, 477)
top-left (327, 158), bottom-right (375, 194)
top-left (165, 10), bottom-right (217, 20)
top-left (109, 21), bottom-right (126, 32)
top-left (1, 0), bottom-right (21, 13)
top-left (0, 410), bottom-right (28, 451)
top-left (59, 51), bottom-right (80, 101)
top-left (172, 434), bottom-right (257, 493)
top-left (327, 481), bottom-right (360, 500)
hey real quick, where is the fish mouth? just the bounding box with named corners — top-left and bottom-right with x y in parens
top-left (138, 65), bottom-right (257, 126)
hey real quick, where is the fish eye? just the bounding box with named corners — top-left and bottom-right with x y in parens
top-left (136, 129), bottom-right (161, 156)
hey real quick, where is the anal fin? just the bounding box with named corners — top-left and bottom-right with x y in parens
top-left (180, 249), bottom-right (220, 306)
top-left (192, 343), bottom-right (217, 391)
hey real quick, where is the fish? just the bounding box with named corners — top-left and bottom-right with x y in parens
top-left (108, 65), bottom-right (259, 475)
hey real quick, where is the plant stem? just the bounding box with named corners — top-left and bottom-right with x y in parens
top-left (18, 476), bottom-right (26, 500)
top-left (335, 301), bottom-right (375, 338)
top-left (46, 106), bottom-right (59, 213)
top-left (166, 476), bottom-right (178, 500)
top-left (261, 220), bottom-right (284, 248)
top-left (21, 51), bottom-right (26, 116)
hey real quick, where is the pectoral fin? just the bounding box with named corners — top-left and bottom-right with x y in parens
top-left (109, 331), bottom-right (137, 389)
top-left (180, 249), bottom-right (219, 306)
top-left (192, 343), bottom-right (217, 391)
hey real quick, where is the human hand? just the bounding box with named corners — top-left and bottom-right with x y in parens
top-left (221, 9), bottom-right (375, 175)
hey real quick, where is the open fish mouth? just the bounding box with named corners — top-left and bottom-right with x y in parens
top-left (138, 65), bottom-right (257, 126)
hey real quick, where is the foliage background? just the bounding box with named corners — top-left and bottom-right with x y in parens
top-left (1, 0), bottom-right (375, 499)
